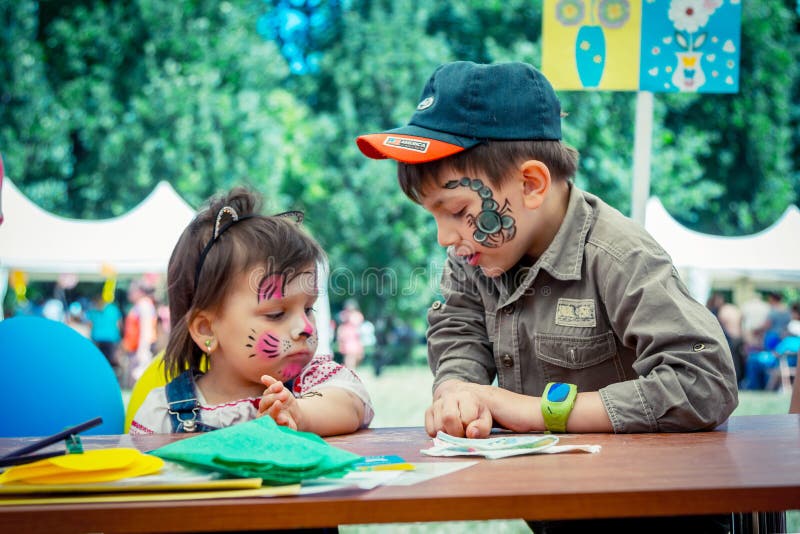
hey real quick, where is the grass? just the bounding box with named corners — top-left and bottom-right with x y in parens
top-left (123, 364), bottom-right (797, 533)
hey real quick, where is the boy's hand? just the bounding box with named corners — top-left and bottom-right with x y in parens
top-left (258, 375), bottom-right (302, 430)
top-left (425, 380), bottom-right (493, 439)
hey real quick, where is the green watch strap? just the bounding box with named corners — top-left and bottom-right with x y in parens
top-left (541, 382), bottom-right (577, 433)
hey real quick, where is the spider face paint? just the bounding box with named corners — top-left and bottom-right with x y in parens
top-left (444, 177), bottom-right (516, 248)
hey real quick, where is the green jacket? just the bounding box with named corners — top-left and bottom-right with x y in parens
top-left (427, 184), bottom-right (738, 432)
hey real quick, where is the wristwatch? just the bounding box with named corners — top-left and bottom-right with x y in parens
top-left (541, 382), bottom-right (578, 433)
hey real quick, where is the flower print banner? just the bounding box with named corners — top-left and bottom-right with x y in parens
top-left (542, 0), bottom-right (741, 93)
top-left (640, 0), bottom-right (741, 92)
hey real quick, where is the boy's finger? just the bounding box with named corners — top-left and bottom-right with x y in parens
top-left (466, 405), bottom-right (493, 439)
top-left (424, 406), bottom-right (436, 437)
top-left (439, 399), bottom-right (467, 437)
top-left (457, 397), bottom-right (480, 427)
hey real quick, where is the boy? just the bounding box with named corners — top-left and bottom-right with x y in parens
top-left (356, 61), bottom-right (738, 439)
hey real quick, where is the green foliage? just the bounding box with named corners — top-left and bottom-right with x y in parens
top-left (2, 0), bottom-right (799, 326)
top-left (279, 0), bottom-right (451, 322)
top-left (1, 0), bottom-right (301, 215)
top-left (656, 0), bottom-right (800, 234)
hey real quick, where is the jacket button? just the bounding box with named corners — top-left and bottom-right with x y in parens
top-left (502, 354), bottom-right (514, 368)
top-left (503, 304), bottom-right (515, 315)
top-left (431, 301), bottom-right (442, 310)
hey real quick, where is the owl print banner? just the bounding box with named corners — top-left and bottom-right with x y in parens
top-left (542, 0), bottom-right (741, 93)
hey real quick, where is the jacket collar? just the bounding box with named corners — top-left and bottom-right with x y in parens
top-left (499, 183), bottom-right (594, 305)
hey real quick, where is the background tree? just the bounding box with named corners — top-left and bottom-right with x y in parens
top-left (2, 0), bottom-right (799, 331)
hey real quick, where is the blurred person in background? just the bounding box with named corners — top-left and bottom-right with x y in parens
top-left (0, 153), bottom-right (4, 226)
top-left (86, 294), bottom-right (123, 374)
top-left (741, 295), bottom-right (770, 353)
top-left (765, 292), bottom-right (792, 350)
top-left (122, 280), bottom-right (157, 388)
top-left (336, 299), bottom-right (364, 369)
top-left (66, 300), bottom-right (91, 338)
top-left (707, 293), bottom-right (746, 384)
top-left (791, 358), bottom-right (800, 414)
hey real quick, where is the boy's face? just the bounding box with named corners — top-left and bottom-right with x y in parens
top-left (421, 166), bottom-right (536, 277)
top-left (207, 265), bottom-right (318, 394)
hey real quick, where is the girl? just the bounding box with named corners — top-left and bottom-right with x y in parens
top-left (130, 188), bottom-right (373, 435)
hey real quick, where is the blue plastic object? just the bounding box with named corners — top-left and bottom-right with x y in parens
top-left (0, 316), bottom-right (124, 437)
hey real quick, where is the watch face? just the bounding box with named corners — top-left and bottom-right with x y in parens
top-left (547, 382), bottom-right (571, 402)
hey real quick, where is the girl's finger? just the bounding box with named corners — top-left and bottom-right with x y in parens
top-left (268, 399), bottom-right (283, 419)
top-left (286, 416), bottom-right (298, 431)
top-left (261, 374), bottom-right (277, 386)
top-left (258, 395), bottom-right (273, 414)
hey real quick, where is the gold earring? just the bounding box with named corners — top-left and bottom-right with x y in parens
top-left (205, 339), bottom-right (212, 351)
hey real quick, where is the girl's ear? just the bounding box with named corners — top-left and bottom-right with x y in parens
top-left (189, 310), bottom-right (217, 353)
top-left (519, 160), bottom-right (551, 210)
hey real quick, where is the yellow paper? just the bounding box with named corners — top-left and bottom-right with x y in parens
top-left (0, 449), bottom-right (163, 485)
top-left (23, 455), bottom-right (164, 484)
top-left (49, 448), bottom-right (141, 470)
top-left (356, 463), bottom-right (415, 471)
top-left (0, 477), bottom-right (264, 495)
top-left (0, 484), bottom-right (300, 506)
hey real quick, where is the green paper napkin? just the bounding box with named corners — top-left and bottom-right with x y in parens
top-left (150, 417), bottom-right (362, 485)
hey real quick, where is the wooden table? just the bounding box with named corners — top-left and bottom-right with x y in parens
top-left (1, 415), bottom-right (798, 533)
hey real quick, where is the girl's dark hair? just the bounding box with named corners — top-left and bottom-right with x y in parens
top-left (397, 139), bottom-right (579, 203)
top-left (164, 187), bottom-right (325, 379)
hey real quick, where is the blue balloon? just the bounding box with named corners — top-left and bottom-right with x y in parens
top-left (0, 316), bottom-right (124, 437)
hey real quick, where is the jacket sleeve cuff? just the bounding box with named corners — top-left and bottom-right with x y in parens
top-left (599, 380), bottom-right (659, 433)
top-left (432, 357), bottom-right (492, 394)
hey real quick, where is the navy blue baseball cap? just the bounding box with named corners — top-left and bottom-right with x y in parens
top-left (356, 61), bottom-right (563, 164)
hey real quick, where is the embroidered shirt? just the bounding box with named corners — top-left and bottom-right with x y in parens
top-left (130, 353), bottom-right (373, 434)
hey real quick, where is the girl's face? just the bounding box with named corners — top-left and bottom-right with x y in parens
top-left (207, 264), bottom-right (318, 394)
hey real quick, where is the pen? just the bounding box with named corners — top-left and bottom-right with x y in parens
top-left (0, 416), bottom-right (103, 465)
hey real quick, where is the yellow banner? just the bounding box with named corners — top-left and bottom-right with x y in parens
top-left (542, 0), bottom-right (642, 90)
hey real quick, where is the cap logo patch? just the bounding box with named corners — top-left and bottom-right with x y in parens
top-left (417, 96), bottom-right (434, 110)
top-left (384, 136), bottom-right (430, 153)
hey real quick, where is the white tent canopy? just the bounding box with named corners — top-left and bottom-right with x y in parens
top-left (0, 179), bottom-right (195, 278)
top-left (0, 179), bottom-right (333, 353)
top-left (645, 197), bottom-right (800, 302)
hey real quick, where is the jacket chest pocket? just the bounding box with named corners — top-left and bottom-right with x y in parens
top-left (535, 331), bottom-right (621, 390)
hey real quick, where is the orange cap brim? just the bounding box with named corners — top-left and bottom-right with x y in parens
top-left (356, 134), bottom-right (465, 164)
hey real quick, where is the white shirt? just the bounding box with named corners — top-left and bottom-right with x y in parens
top-left (130, 353), bottom-right (373, 434)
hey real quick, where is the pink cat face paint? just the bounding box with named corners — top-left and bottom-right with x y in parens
top-left (258, 274), bottom-right (285, 302)
top-left (247, 329), bottom-right (281, 359)
top-left (301, 313), bottom-right (315, 337)
top-left (281, 362), bottom-right (304, 381)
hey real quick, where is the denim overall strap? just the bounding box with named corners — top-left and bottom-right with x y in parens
top-left (165, 371), bottom-right (218, 433)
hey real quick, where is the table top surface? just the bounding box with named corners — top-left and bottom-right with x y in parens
top-left (1, 414), bottom-right (799, 533)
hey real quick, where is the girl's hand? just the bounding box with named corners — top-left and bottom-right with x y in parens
top-left (258, 375), bottom-right (302, 430)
